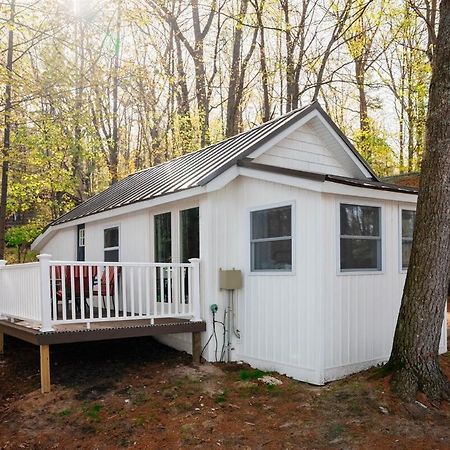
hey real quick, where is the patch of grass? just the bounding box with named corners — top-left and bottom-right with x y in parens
top-left (134, 416), bottom-right (146, 427)
top-left (266, 384), bottom-right (282, 395)
top-left (215, 390), bottom-right (228, 403)
top-left (84, 403), bottom-right (103, 421)
top-left (239, 369), bottom-right (265, 381)
top-left (58, 408), bottom-right (72, 417)
top-left (327, 423), bottom-right (345, 441)
top-left (132, 390), bottom-right (149, 406)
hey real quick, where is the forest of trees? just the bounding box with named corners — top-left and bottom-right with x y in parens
top-left (0, 0), bottom-right (438, 255)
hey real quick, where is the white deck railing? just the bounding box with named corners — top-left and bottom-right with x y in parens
top-left (0, 255), bottom-right (201, 332)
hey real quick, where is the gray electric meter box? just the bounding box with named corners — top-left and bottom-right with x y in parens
top-left (219, 269), bottom-right (242, 290)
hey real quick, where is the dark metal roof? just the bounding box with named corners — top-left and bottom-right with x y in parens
top-left (51, 102), bottom-right (378, 226)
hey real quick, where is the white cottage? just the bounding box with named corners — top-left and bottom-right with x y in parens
top-left (2, 102), bottom-right (446, 391)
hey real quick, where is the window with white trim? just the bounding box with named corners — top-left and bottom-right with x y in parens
top-left (250, 205), bottom-right (292, 272)
top-left (401, 209), bottom-right (416, 270)
top-left (78, 227), bottom-right (85, 247)
top-left (340, 203), bottom-right (381, 271)
top-left (104, 226), bottom-right (119, 262)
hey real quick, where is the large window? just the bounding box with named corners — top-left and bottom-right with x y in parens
top-left (104, 226), bottom-right (119, 262)
top-left (340, 204), bottom-right (381, 272)
top-left (180, 207), bottom-right (199, 263)
top-left (401, 209), bottom-right (416, 270)
top-left (250, 205), bottom-right (292, 272)
top-left (154, 212), bottom-right (172, 263)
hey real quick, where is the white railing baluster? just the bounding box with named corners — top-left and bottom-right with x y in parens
top-left (145, 266), bottom-right (150, 317)
top-left (106, 266), bottom-right (111, 319)
top-left (138, 267), bottom-right (143, 317)
top-left (152, 266), bottom-right (157, 324)
top-left (51, 265), bottom-right (57, 322)
top-left (70, 265), bottom-right (75, 320)
top-left (167, 266), bottom-right (172, 315)
top-left (61, 265), bottom-right (67, 321)
top-left (160, 267), bottom-right (165, 316)
top-left (130, 267), bottom-right (135, 318)
top-left (97, 265), bottom-right (102, 319)
top-left (181, 267), bottom-right (186, 316)
top-left (122, 265), bottom-right (128, 318)
top-left (88, 265), bottom-right (94, 321)
top-left (114, 266), bottom-right (119, 318)
top-left (80, 266), bottom-right (85, 321)
top-left (175, 267), bottom-right (180, 316)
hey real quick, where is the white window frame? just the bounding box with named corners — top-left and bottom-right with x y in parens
top-left (399, 206), bottom-right (416, 273)
top-left (248, 201), bottom-right (295, 275)
top-left (78, 226), bottom-right (85, 247)
top-left (103, 225), bottom-right (120, 262)
top-left (337, 200), bottom-right (384, 275)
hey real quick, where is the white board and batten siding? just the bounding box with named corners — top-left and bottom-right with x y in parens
top-left (40, 227), bottom-right (77, 260)
top-left (201, 176), bottom-right (325, 385)
top-left (321, 193), bottom-right (447, 382)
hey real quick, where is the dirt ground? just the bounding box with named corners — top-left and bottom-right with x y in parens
top-left (0, 335), bottom-right (449, 450)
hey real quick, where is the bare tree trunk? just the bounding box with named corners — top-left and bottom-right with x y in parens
top-left (387, 0), bottom-right (450, 402)
top-left (355, 56), bottom-right (371, 159)
top-left (226, 0), bottom-right (258, 137)
top-left (253, 0), bottom-right (271, 122)
top-left (0, 0), bottom-right (15, 260)
top-left (110, 2), bottom-right (122, 184)
top-left (280, 0), bottom-right (295, 113)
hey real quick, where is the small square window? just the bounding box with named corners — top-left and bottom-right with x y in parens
top-left (250, 205), bottom-right (292, 272)
top-left (340, 204), bottom-right (381, 271)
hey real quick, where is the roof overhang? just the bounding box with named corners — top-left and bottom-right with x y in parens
top-left (32, 186), bottom-right (207, 252)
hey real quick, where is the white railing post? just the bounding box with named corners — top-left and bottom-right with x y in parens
top-left (38, 254), bottom-right (53, 332)
top-left (0, 260), bottom-right (6, 319)
top-left (188, 258), bottom-right (201, 321)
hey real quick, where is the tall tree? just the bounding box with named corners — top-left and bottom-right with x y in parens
top-left (387, 0), bottom-right (450, 401)
top-left (0, 0), bottom-right (15, 260)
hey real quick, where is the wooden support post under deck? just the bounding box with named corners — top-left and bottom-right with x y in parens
top-left (40, 345), bottom-right (51, 393)
top-left (192, 331), bottom-right (201, 364)
top-left (0, 332), bottom-right (4, 355)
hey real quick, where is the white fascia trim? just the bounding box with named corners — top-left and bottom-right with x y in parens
top-left (238, 167), bottom-right (417, 203)
top-left (239, 167), bottom-right (323, 192)
top-left (247, 110), bottom-right (318, 159)
top-left (32, 186), bottom-right (206, 251)
top-left (205, 165), bottom-right (240, 192)
top-left (322, 181), bottom-right (417, 203)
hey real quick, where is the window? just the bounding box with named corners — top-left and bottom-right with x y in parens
top-left (104, 226), bottom-right (119, 262)
top-left (180, 207), bottom-right (199, 263)
top-left (340, 203), bottom-right (381, 271)
top-left (250, 205), bottom-right (292, 272)
top-left (401, 209), bottom-right (416, 270)
top-left (154, 212), bottom-right (172, 263)
top-left (77, 224), bottom-right (85, 262)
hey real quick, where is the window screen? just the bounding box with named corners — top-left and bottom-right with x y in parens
top-left (340, 204), bottom-right (381, 271)
top-left (251, 205), bottom-right (292, 272)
